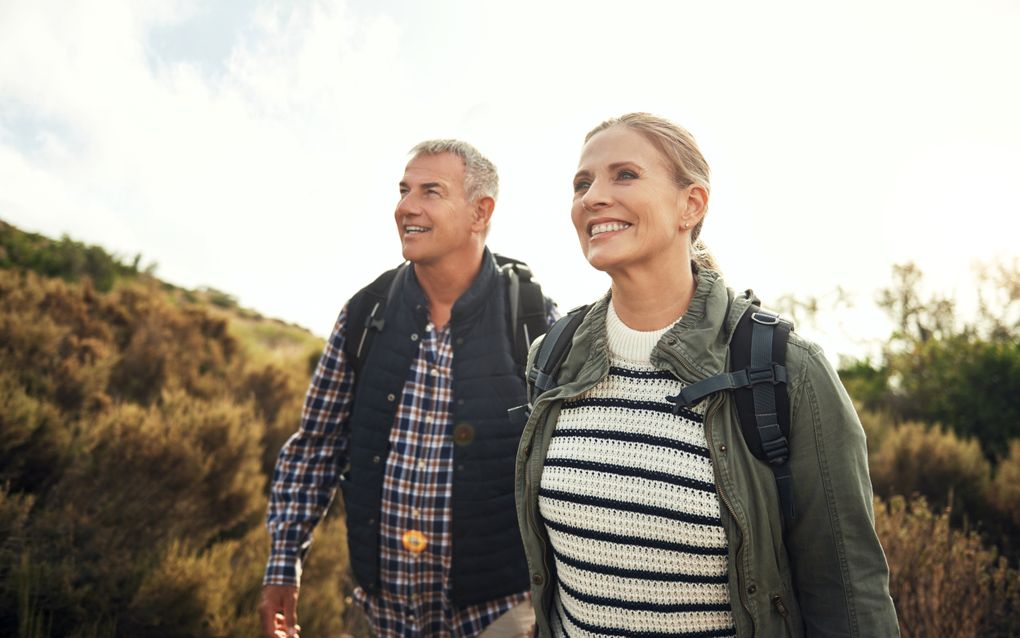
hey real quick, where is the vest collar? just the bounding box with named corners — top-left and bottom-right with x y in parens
top-left (449, 247), bottom-right (499, 326)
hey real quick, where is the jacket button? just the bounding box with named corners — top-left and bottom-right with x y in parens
top-left (387, 393), bottom-right (396, 402)
top-left (719, 444), bottom-right (727, 453)
top-left (747, 584), bottom-right (757, 594)
top-left (531, 574), bottom-right (544, 586)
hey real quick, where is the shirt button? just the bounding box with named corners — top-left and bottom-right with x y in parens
top-left (430, 367), bottom-right (439, 376)
top-left (426, 322), bottom-right (434, 331)
top-left (413, 509), bottom-right (421, 518)
top-left (418, 460), bottom-right (426, 470)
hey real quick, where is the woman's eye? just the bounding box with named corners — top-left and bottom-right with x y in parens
top-left (617, 169), bottom-right (638, 180)
top-left (573, 180), bottom-right (591, 193)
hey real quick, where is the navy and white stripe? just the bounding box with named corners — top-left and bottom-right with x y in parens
top-left (539, 302), bottom-right (735, 637)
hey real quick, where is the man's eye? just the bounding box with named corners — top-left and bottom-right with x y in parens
top-left (573, 180), bottom-right (591, 193)
top-left (426, 189), bottom-right (440, 196)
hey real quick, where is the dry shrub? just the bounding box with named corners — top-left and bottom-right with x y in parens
top-left (56, 391), bottom-right (267, 550)
top-left (869, 421), bottom-right (991, 521)
top-left (236, 364), bottom-right (304, 477)
top-left (124, 527), bottom-right (266, 638)
top-left (990, 440), bottom-right (1020, 530)
top-left (107, 287), bottom-right (239, 404)
top-left (0, 371), bottom-right (70, 493)
top-left (858, 407), bottom-right (896, 456)
top-left (876, 495), bottom-right (1020, 637)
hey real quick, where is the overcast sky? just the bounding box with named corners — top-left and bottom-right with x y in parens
top-left (2, 0), bottom-right (1018, 360)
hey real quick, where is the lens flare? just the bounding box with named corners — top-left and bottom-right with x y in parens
top-left (402, 529), bottom-right (428, 553)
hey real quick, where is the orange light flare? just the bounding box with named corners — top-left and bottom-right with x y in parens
top-left (402, 529), bottom-right (428, 554)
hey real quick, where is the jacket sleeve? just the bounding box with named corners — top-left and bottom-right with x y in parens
top-left (264, 306), bottom-right (355, 587)
top-left (784, 343), bottom-right (900, 637)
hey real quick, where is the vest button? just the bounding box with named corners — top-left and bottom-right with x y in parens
top-left (368, 518), bottom-right (376, 526)
top-left (531, 574), bottom-right (544, 586)
top-left (387, 393), bottom-right (396, 402)
top-left (719, 444), bottom-right (727, 453)
top-left (453, 422), bottom-right (475, 445)
top-left (410, 333), bottom-right (419, 341)
top-left (747, 584), bottom-right (757, 595)
top-left (372, 455), bottom-right (382, 464)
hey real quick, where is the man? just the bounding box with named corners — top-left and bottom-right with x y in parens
top-left (259, 140), bottom-right (555, 637)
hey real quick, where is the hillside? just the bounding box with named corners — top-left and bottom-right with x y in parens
top-left (0, 220), bottom-right (361, 637)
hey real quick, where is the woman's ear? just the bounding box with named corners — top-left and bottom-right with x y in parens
top-left (681, 184), bottom-right (708, 230)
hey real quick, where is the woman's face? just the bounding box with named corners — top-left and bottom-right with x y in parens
top-left (571, 125), bottom-right (701, 277)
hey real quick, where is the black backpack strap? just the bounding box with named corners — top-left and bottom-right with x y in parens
top-left (508, 304), bottom-right (589, 427)
top-left (343, 262), bottom-right (408, 376)
top-left (527, 306), bottom-right (589, 401)
top-left (498, 258), bottom-right (548, 369)
top-left (665, 305), bottom-right (795, 526)
top-left (744, 309), bottom-right (795, 524)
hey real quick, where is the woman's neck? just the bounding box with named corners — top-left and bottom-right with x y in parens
top-left (609, 257), bottom-right (696, 331)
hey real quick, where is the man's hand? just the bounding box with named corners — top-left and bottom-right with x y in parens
top-left (258, 585), bottom-right (300, 638)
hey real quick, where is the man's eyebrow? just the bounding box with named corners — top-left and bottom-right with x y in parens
top-left (421, 181), bottom-right (446, 191)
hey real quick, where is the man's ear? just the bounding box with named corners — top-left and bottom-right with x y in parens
top-left (472, 196), bottom-right (495, 231)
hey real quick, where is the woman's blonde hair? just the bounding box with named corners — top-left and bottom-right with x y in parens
top-left (585, 113), bottom-right (718, 270)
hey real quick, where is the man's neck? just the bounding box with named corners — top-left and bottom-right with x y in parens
top-left (413, 247), bottom-right (485, 329)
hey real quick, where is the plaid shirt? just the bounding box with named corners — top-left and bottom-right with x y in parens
top-left (266, 296), bottom-right (555, 637)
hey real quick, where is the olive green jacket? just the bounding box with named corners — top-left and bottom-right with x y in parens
top-left (514, 270), bottom-right (899, 637)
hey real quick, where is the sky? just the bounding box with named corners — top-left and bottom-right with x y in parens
top-left (1, 0), bottom-right (1018, 362)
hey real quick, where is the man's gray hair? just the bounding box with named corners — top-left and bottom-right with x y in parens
top-left (409, 139), bottom-right (499, 202)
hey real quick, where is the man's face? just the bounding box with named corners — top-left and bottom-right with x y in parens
top-left (394, 152), bottom-right (479, 266)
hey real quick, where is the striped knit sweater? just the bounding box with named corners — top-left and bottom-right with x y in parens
top-left (538, 301), bottom-right (736, 638)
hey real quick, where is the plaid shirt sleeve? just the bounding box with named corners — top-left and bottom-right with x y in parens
top-left (264, 305), bottom-right (355, 587)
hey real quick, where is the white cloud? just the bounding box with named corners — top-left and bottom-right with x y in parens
top-left (1, 0), bottom-right (1018, 358)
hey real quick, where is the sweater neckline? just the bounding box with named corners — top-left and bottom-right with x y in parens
top-left (606, 299), bottom-right (683, 364)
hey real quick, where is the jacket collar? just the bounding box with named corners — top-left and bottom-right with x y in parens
top-left (555, 266), bottom-right (757, 390)
top-left (649, 267), bottom-right (756, 382)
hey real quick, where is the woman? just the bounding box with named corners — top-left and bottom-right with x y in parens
top-left (515, 113), bottom-right (899, 637)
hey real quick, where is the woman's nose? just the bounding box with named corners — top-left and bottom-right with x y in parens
top-left (581, 179), bottom-right (610, 211)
